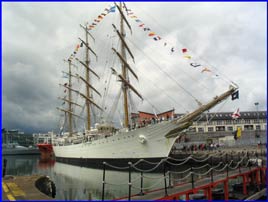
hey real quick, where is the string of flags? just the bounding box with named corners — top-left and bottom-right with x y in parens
top-left (125, 8), bottom-right (224, 78)
top-left (67, 5), bottom-right (117, 61)
top-left (88, 5), bottom-right (116, 31)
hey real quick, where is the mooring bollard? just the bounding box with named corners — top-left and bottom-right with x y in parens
top-left (128, 162), bottom-right (132, 201)
top-left (101, 162), bottom-right (106, 201)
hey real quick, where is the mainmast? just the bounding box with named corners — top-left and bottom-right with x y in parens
top-left (85, 24), bottom-right (91, 130)
top-left (112, 2), bottom-right (142, 128)
top-left (79, 24), bottom-right (101, 131)
top-left (119, 2), bottom-right (129, 128)
top-left (67, 60), bottom-right (73, 136)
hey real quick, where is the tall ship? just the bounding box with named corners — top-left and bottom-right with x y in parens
top-left (53, 3), bottom-right (239, 166)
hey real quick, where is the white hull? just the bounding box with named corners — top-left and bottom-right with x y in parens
top-left (53, 121), bottom-right (179, 160)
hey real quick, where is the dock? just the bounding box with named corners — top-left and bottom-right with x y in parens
top-left (2, 175), bottom-right (53, 200)
top-left (105, 151), bottom-right (266, 201)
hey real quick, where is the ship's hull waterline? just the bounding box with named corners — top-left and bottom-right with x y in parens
top-left (53, 121), bottom-right (181, 168)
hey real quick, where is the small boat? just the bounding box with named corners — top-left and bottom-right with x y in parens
top-left (2, 143), bottom-right (40, 155)
top-left (33, 132), bottom-right (55, 160)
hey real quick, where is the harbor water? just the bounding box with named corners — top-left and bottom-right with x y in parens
top-left (3, 155), bottom-right (168, 200)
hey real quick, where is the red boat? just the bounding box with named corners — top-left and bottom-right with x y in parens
top-left (37, 143), bottom-right (54, 160)
top-left (33, 132), bottom-right (55, 161)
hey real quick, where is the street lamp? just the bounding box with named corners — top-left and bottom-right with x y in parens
top-left (254, 102), bottom-right (260, 135)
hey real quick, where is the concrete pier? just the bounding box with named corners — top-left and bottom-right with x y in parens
top-left (2, 175), bottom-right (53, 200)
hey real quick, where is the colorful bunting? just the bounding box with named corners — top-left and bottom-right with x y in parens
top-left (148, 32), bottom-right (156, 36)
top-left (109, 6), bottom-right (116, 13)
top-left (190, 63), bottom-right (201, 68)
top-left (153, 36), bottom-right (161, 41)
top-left (201, 67), bottom-right (211, 73)
top-left (182, 48), bottom-right (187, 53)
top-left (139, 24), bottom-right (145, 27)
top-left (184, 55), bottom-right (192, 59)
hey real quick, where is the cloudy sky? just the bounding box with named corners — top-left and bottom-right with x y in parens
top-left (2, 2), bottom-right (266, 133)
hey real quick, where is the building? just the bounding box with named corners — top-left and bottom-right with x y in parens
top-left (131, 110), bottom-right (266, 133)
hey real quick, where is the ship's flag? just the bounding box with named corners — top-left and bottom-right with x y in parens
top-left (80, 42), bottom-right (83, 47)
top-left (92, 23), bottom-right (97, 26)
top-left (153, 36), bottom-right (161, 41)
top-left (98, 15), bottom-right (103, 19)
top-left (144, 27), bottom-right (151, 31)
top-left (139, 24), bottom-right (145, 27)
top-left (64, 83), bottom-right (68, 86)
top-left (233, 127), bottom-right (242, 140)
top-left (130, 16), bottom-right (137, 18)
top-left (201, 67), bottom-right (211, 73)
top-left (171, 47), bottom-right (175, 53)
top-left (232, 108), bottom-right (241, 119)
top-left (135, 19), bottom-right (142, 23)
top-left (109, 6), bottom-right (116, 13)
top-left (231, 90), bottom-right (239, 100)
top-left (182, 48), bottom-right (187, 53)
top-left (184, 55), bottom-right (192, 59)
top-left (101, 13), bottom-right (106, 16)
top-left (190, 63), bottom-right (201, 68)
top-left (148, 32), bottom-right (156, 36)
top-left (94, 19), bottom-right (100, 23)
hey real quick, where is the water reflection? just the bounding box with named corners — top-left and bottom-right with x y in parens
top-left (2, 155), bottom-right (165, 200)
top-left (53, 162), bottom-right (164, 200)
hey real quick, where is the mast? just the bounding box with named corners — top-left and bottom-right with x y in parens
top-left (85, 23), bottom-right (91, 130)
top-left (119, 2), bottom-right (129, 128)
top-left (78, 24), bottom-right (101, 130)
top-left (68, 60), bottom-right (73, 136)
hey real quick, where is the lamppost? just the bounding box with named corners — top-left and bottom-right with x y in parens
top-left (254, 102), bottom-right (262, 155)
top-left (254, 102), bottom-right (260, 136)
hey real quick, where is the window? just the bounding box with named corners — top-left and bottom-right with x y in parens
top-left (208, 127), bottom-right (214, 132)
top-left (244, 125), bottom-right (253, 131)
top-left (245, 119), bottom-right (250, 124)
top-left (189, 127), bottom-right (196, 132)
top-left (227, 126), bottom-right (233, 131)
top-left (198, 127), bottom-right (204, 132)
top-left (226, 120), bottom-right (232, 124)
top-left (256, 125), bottom-right (261, 130)
top-left (216, 126), bottom-right (225, 131)
top-left (217, 120), bottom-right (222, 125)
